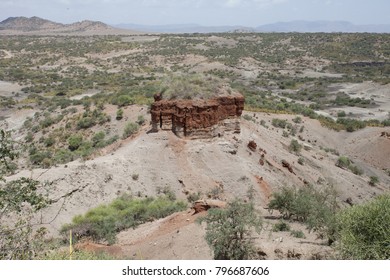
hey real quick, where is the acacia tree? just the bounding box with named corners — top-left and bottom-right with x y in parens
top-left (199, 199), bottom-right (262, 260)
top-left (0, 129), bottom-right (49, 259)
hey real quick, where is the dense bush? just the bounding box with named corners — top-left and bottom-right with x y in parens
top-left (336, 194), bottom-right (390, 259)
top-left (77, 117), bottom-right (96, 129)
top-left (273, 221), bottom-right (291, 232)
top-left (67, 134), bottom-right (83, 151)
top-left (336, 118), bottom-right (367, 132)
top-left (122, 122), bottom-right (139, 139)
top-left (336, 156), bottom-right (351, 169)
top-left (272, 118), bottom-right (288, 129)
top-left (268, 185), bottom-right (338, 242)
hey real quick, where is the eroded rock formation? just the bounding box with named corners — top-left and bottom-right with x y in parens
top-left (151, 94), bottom-right (245, 139)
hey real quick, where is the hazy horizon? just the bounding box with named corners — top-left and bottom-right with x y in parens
top-left (1, 0), bottom-right (390, 27)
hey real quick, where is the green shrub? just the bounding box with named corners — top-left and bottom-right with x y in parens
top-left (77, 117), bottom-right (96, 129)
top-left (243, 114), bottom-right (254, 122)
top-left (198, 199), bottom-right (262, 260)
top-left (298, 157), bottom-right (304, 165)
top-left (290, 230), bottom-right (306, 239)
top-left (25, 132), bottom-right (34, 143)
top-left (67, 134), bottom-right (83, 151)
top-left (122, 122), bottom-right (139, 139)
top-left (349, 165), bottom-right (363, 176)
top-left (336, 194), bottom-right (390, 259)
top-left (116, 108), bottom-right (123, 120)
top-left (75, 141), bottom-right (93, 158)
top-left (92, 131), bottom-right (105, 148)
top-left (115, 95), bottom-right (134, 107)
top-left (336, 118), bottom-right (366, 132)
top-left (292, 116), bottom-right (302, 124)
top-left (137, 115), bottom-right (145, 126)
top-left (369, 176), bottom-right (379, 186)
top-left (29, 150), bottom-right (52, 166)
top-left (187, 192), bottom-right (202, 203)
top-left (272, 118), bottom-right (288, 128)
top-left (60, 195), bottom-right (186, 244)
top-left (337, 111), bottom-right (347, 118)
top-left (105, 135), bottom-right (119, 146)
top-left (268, 185), bottom-right (338, 242)
top-left (336, 156), bottom-right (363, 175)
top-left (54, 149), bottom-right (74, 164)
top-left (289, 139), bottom-right (302, 154)
top-left (273, 221), bottom-right (291, 232)
top-left (44, 136), bottom-right (55, 147)
top-left (336, 156), bottom-right (351, 169)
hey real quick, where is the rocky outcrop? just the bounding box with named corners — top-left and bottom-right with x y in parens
top-left (247, 140), bottom-right (257, 151)
top-left (282, 160), bottom-right (295, 174)
top-left (151, 94), bottom-right (245, 139)
top-left (192, 199), bottom-right (227, 214)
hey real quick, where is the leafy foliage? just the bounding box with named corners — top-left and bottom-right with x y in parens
top-left (336, 194), bottom-right (390, 260)
top-left (0, 129), bottom-right (50, 260)
top-left (268, 185), bottom-right (338, 243)
top-left (199, 199), bottom-right (262, 260)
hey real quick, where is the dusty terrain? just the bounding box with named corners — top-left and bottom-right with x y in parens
top-left (3, 104), bottom-right (388, 259)
top-left (1, 30), bottom-right (389, 259)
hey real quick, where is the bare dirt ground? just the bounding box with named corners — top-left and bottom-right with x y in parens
top-left (0, 80), bottom-right (23, 98)
top-left (322, 81), bottom-right (390, 120)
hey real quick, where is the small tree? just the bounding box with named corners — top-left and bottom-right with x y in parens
top-left (289, 139), bottom-right (302, 154)
top-left (0, 129), bottom-right (50, 259)
top-left (199, 199), bottom-right (262, 260)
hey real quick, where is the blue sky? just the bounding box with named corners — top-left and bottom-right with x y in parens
top-left (0, 0), bottom-right (389, 26)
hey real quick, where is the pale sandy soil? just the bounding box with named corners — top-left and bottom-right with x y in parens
top-left (5, 105), bottom-right (389, 259)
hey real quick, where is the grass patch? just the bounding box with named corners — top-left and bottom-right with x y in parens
top-left (272, 221), bottom-right (291, 232)
top-left (60, 194), bottom-right (187, 244)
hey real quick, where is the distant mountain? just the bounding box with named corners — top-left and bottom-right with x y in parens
top-left (0, 16), bottom-right (138, 35)
top-left (2, 17), bottom-right (389, 34)
top-left (116, 23), bottom-right (253, 33)
top-left (255, 20), bottom-right (390, 33)
top-left (116, 20), bottom-right (390, 34)
top-left (0, 16), bottom-right (63, 31)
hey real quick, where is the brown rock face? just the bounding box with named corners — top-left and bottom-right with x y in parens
top-left (151, 94), bottom-right (245, 138)
top-left (192, 199), bottom-right (227, 214)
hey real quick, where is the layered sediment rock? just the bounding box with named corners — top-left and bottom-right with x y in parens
top-left (151, 94), bottom-right (245, 139)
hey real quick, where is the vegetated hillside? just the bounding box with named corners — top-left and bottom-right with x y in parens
top-left (0, 33), bottom-right (389, 259)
